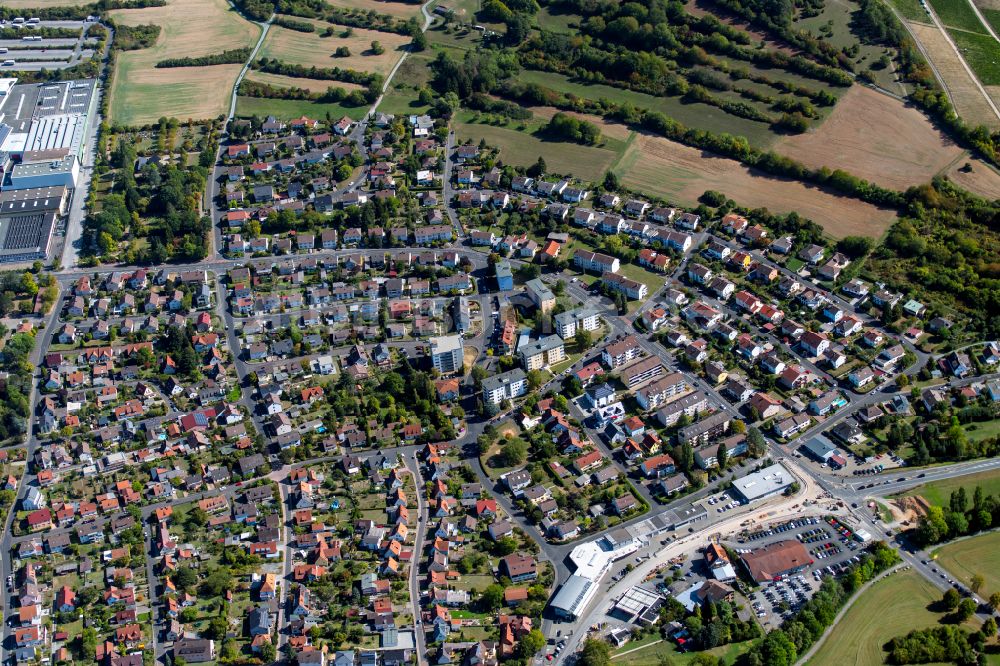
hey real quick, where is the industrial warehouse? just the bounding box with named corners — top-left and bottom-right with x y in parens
top-left (0, 77), bottom-right (96, 262)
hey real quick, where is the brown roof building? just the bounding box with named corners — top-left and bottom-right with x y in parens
top-left (740, 540), bottom-right (812, 582)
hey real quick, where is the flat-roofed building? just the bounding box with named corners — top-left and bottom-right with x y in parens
top-left (619, 356), bottom-right (665, 388)
top-left (519, 335), bottom-right (565, 370)
top-left (430, 335), bottom-right (464, 374)
top-left (554, 307), bottom-right (601, 339)
top-left (730, 463), bottom-right (794, 502)
top-left (482, 369), bottom-right (528, 405)
top-left (0, 185), bottom-right (66, 262)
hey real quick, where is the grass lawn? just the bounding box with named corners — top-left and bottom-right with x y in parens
top-left (617, 262), bottom-right (667, 312)
top-left (932, 531), bottom-right (1000, 594)
top-left (963, 418), bottom-right (1000, 442)
top-left (808, 571), bottom-right (979, 666)
top-left (517, 70), bottom-right (779, 148)
top-left (455, 120), bottom-right (623, 182)
top-left (900, 468), bottom-right (1000, 507)
top-left (981, 7), bottom-right (1000, 34)
top-left (927, 0), bottom-right (989, 32)
top-left (613, 638), bottom-right (754, 665)
top-left (535, 6), bottom-right (577, 32)
top-left (451, 573), bottom-right (495, 593)
top-left (806, 569), bottom-right (957, 666)
top-left (888, 0), bottom-right (932, 21)
top-left (258, 17), bottom-right (408, 75)
top-left (235, 96), bottom-right (368, 120)
top-left (948, 28), bottom-right (1000, 85)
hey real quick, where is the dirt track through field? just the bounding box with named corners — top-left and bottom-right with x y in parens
top-left (775, 86), bottom-right (965, 190)
top-left (618, 133), bottom-right (898, 239)
top-left (907, 20), bottom-right (1000, 128)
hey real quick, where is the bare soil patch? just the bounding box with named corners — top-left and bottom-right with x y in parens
top-left (889, 495), bottom-right (931, 523)
top-left (907, 20), bottom-right (1000, 128)
top-left (259, 17), bottom-right (409, 76)
top-left (618, 133), bottom-right (898, 239)
top-left (776, 86), bottom-right (965, 190)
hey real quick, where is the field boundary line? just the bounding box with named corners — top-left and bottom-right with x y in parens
top-left (794, 563), bottom-right (906, 666)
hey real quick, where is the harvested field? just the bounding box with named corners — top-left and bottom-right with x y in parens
top-left (245, 70), bottom-right (364, 93)
top-left (617, 133), bottom-right (898, 239)
top-left (947, 158), bottom-right (1000, 198)
top-left (259, 17), bottom-right (408, 76)
top-left (108, 0), bottom-right (259, 126)
top-left (328, 0), bottom-right (422, 18)
top-left (456, 122), bottom-right (623, 183)
top-left (907, 20), bottom-right (1000, 128)
top-left (113, 64), bottom-right (244, 125)
top-left (775, 86), bottom-right (964, 190)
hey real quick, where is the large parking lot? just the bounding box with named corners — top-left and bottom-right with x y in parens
top-left (734, 515), bottom-right (865, 627)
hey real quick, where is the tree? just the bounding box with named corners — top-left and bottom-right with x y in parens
top-left (574, 329), bottom-right (593, 350)
top-left (173, 566), bottom-right (198, 591)
top-left (517, 629), bottom-right (546, 658)
top-left (179, 608), bottom-right (198, 624)
top-left (603, 170), bottom-right (619, 191)
top-left (370, 40), bottom-right (384, 54)
top-left (335, 46), bottom-right (351, 57)
top-left (716, 441), bottom-right (728, 470)
top-left (200, 568), bottom-right (234, 597)
top-left (259, 640), bottom-right (277, 663)
top-left (480, 584), bottom-right (504, 610)
top-left (983, 617), bottom-right (998, 638)
top-left (989, 591), bottom-right (1000, 612)
top-left (204, 616), bottom-right (228, 640)
top-left (942, 587), bottom-right (961, 611)
top-left (970, 574), bottom-right (985, 594)
top-left (956, 597), bottom-right (977, 621)
top-left (499, 439), bottom-right (527, 466)
top-left (578, 639), bottom-right (611, 666)
top-left (411, 31), bottom-right (428, 51)
top-left (747, 427), bottom-right (767, 457)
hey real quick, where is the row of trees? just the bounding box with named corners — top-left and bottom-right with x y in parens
top-left (238, 79), bottom-right (378, 107)
top-left (253, 57), bottom-right (383, 87)
top-left (156, 47), bottom-right (251, 68)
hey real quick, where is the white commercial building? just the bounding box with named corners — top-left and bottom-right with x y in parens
top-left (731, 463), bottom-right (794, 503)
top-left (552, 528), bottom-right (645, 619)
